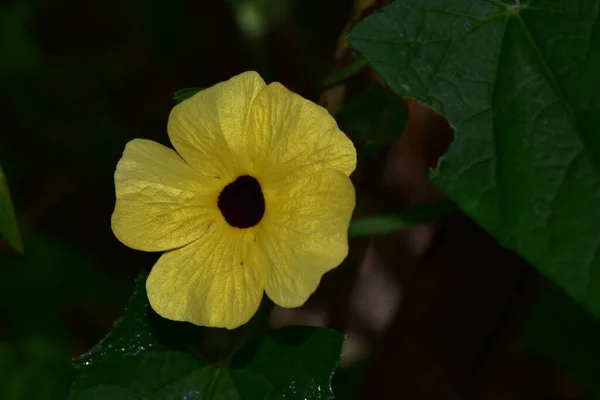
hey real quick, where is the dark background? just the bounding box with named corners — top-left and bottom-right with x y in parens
top-left (0, 0), bottom-right (350, 344)
top-left (0, 0), bottom-right (351, 395)
top-left (0, 0), bottom-right (587, 399)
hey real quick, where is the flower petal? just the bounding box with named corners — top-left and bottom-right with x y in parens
top-left (246, 82), bottom-right (357, 188)
top-left (146, 221), bottom-right (266, 329)
top-left (257, 169), bottom-right (355, 307)
top-left (112, 139), bottom-right (220, 252)
top-left (167, 71), bottom-right (266, 182)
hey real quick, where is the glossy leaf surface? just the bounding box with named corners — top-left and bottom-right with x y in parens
top-left (70, 275), bottom-right (344, 400)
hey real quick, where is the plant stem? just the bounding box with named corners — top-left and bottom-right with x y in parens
top-left (322, 57), bottom-right (368, 87)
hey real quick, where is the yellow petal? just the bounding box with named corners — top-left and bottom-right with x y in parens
top-left (246, 82), bottom-right (357, 188)
top-left (167, 71), bottom-right (266, 182)
top-left (146, 221), bottom-right (266, 329)
top-left (112, 139), bottom-right (220, 252)
top-left (257, 169), bottom-right (355, 307)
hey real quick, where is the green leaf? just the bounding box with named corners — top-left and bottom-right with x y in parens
top-left (348, 1), bottom-right (600, 317)
top-left (173, 87), bottom-right (205, 105)
top-left (336, 83), bottom-right (408, 157)
top-left (525, 284), bottom-right (600, 398)
top-left (70, 274), bottom-right (344, 399)
top-left (0, 164), bottom-right (22, 252)
top-left (349, 198), bottom-right (457, 238)
top-left (321, 58), bottom-right (368, 87)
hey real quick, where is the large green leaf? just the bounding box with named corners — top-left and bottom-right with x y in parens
top-left (70, 275), bottom-right (344, 399)
top-left (348, 1), bottom-right (600, 316)
top-left (0, 164), bottom-right (22, 252)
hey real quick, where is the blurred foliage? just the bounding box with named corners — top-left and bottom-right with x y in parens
top-left (0, 338), bottom-right (72, 400)
top-left (333, 355), bottom-right (372, 400)
top-left (0, 164), bottom-right (22, 252)
top-left (526, 284), bottom-right (600, 399)
top-left (173, 87), bottom-right (205, 105)
top-left (336, 82), bottom-right (408, 158)
top-left (0, 231), bottom-right (128, 341)
top-left (227, 0), bottom-right (291, 41)
top-left (0, 2), bottom-right (41, 76)
top-left (321, 58), bottom-right (367, 87)
top-left (348, 198), bottom-right (457, 238)
top-left (0, 230), bottom-right (128, 398)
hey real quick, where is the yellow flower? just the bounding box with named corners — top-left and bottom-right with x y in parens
top-left (111, 71), bottom-right (356, 329)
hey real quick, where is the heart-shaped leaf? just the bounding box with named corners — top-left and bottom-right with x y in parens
top-left (70, 274), bottom-right (344, 400)
top-left (349, 0), bottom-right (600, 317)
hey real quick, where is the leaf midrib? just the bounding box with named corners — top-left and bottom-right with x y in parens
top-left (512, 6), bottom-right (600, 181)
top-left (353, 0), bottom-right (600, 185)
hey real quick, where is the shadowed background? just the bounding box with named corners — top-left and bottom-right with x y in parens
top-left (0, 0), bottom-right (586, 399)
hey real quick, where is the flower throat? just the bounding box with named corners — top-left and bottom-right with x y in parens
top-left (218, 175), bottom-right (265, 228)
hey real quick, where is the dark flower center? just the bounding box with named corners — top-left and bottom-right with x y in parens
top-left (218, 175), bottom-right (265, 228)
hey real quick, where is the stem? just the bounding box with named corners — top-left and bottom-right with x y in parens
top-left (322, 58), bottom-right (368, 87)
top-left (348, 198), bottom-right (459, 239)
top-left (190, 298), bottom-right (274, 365)
top-left (222, 299), bottom-right (274, 363)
